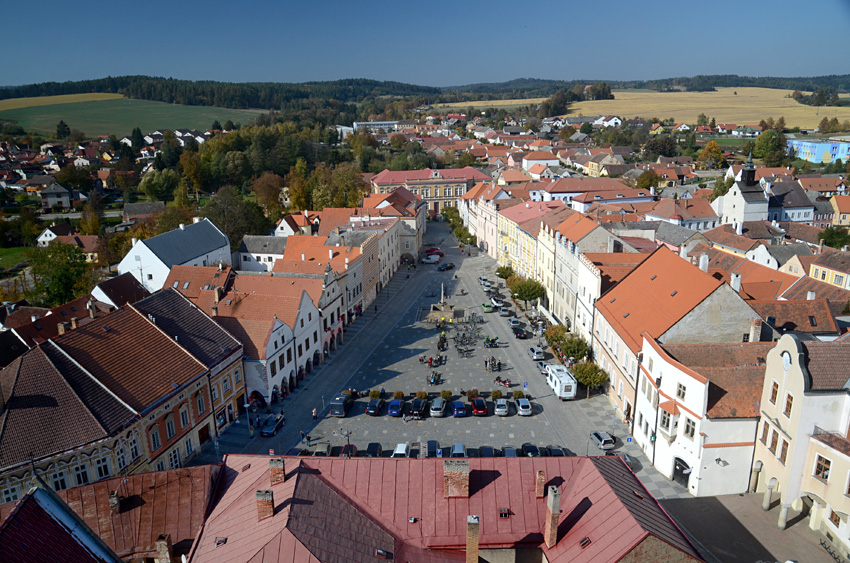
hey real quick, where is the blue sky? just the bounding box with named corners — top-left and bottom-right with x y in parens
top-left (5, 0), bottom-right (849, 87)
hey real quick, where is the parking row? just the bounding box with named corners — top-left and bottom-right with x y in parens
top-left (354, 395), bottom-right (535, 418)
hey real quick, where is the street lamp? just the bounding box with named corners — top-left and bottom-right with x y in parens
top-left (333, 428), bottom-right (354, 457)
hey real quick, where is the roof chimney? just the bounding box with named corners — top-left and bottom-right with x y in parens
top-left (466, 516), bottom-right (480, 563)
top-left (699, 253), bottom-right (709, 273)
top-left (214, 286), bottom-right (222, 303)
top-left (30, 314), bottom-right (39, 323)
top-left (270, 458), bottom-right (286, 486)
top-left (87, 298), bottom-right (97, 319)
top-left (535, 470), bottom-right (546, 498)
top-left (344, 257), bottom-right (349, 270)
top-left (730, 272), bottom-right (741, 293)
top-left (443, 459), bottom-right (470, 498)
top-left (70, 317), bottom-right (78, 330)
top-left (154, 534), bottom-right (174, 563)
top-left (543, 485), bottom-right (561, 549)
top-left (256, 490), bottom-right (274, 521)
top-left (736, 221), bottom-right (743, 236)
top-left (57, 321), bottom-right (70, 335)
top-left (749, 318), bottom-right (762, 343)
top-left (108, 491), bottom-right (120, 515)
top-left (329, 248), bottom-right (333, 260)
top-left (807, 290), bottom-right (816, 301)
top-left (193, 216), bottom-right (201, 224)
top-left (211, 304), bottom-right (218, 317)
top-left (819, 239), bottom-right (824, 254)
top-left (131, 237), bottom-right (137, 246)
top-left (301, 253), bottom-right (305, 261)
top-left (179, 224), bottom-right (185, 230)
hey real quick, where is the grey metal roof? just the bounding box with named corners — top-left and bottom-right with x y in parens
top-left (133, 288), bottom-right (240, 369)
top-left (238, 235), bottom-right (287, 255)
top-left (141, 219), bottom-right (229, 267)
top-left (765, 243), bottom-right (812, 266)
top-left (736, 181), bottom-right (769, 203)
top-left (123, 201), bottom-right (165, 217)
top-left (768, 181), bottom-right (814, 209)
top-left (326, 230), bottom-right (373, 247)
top-left (655, 221), bottom-right (701, 245)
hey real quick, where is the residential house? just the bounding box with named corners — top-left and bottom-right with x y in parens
top-left (746, 243), bottom-right (813, 271)
top-left (766, 179), bottom-right (815, 224)
top-left (40, 182), bottom-right (73, 210)
top-left (780, 218), bottom-right (827, 247)
top-left (594, 115), bottom-right (622, 128)
top-left (187, 454), bottom-right (705, 563)
top-left (239, 235), bottom-right (288, 272)
top-left (521, 151), bottom-right (559, 170)
top-left (749, 299), bottom-right (840, 341)
top-left (370, 167), bottom-right (489, 214)
top-left (830, 195), bottom-right (850, 227)
top-left (89, 272), bottom-right (150, 308)
top-left (593, 247), bottom-right (763, 425)
top-left (498, 168), bottom-right (531, 186)
top-left (634, 338), bottom-right (773, 496)
top-left (497, 201), bottom-right (565, 270)
top-left (570, 188), bottom-right (655, 213)
top-left (122, 201), bottom-right (166, 224)
top-left (36, 221), bottom-right (75, 247)
top-left (524, 206), bottom-right (576, 309)
top-left (275, 210), bottom-right (322, 237)
top-left (809, 250), bottom-right (850, 290)
top-left (359, 188), bottom-right (426, 261)
top-left (645, 199), bottom-right (719, 232)
top-left (798, 176), bottom-right (846, 198)
top-left (53, 234), bottom-right (100, 262)
top-left (753, 335), bottom-right (850, 557)
top-left (117, 218), bottom-right (231, 292)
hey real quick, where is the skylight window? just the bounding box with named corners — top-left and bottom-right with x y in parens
top-left (671, 290), bottom-right (678, 296)
top-left (651, 275), bottom-right (657, 280)
top-left (183, 281), bottom-right (190, 290)
top-left (809, 316), bottom-right (817, 327)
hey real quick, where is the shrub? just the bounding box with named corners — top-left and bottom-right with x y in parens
top-left (416, 391), bottom-right (427, 400)
top-left (341, 389), bottom-right (352, 395)
top-left (393, 390), bottom-right (405, 400)
top-left (440, 389), bottom-right (453, 400)
top-left (466, 388), bottom-right (479, 400)
top-left (513, 390), bottom-right (526, 400)
top-left (369, 389), bottom-right (381, 400)
top-left (491, 389), bottom-right (503, 400)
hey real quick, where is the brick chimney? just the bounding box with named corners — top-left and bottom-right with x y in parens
top-left (57, 321), bottom-right (70, 335)
top-left (214, 286), bottom-right (222, 303)
top-left (730, 272), bottom-right (741, 293)
top-left (70, 317), bottom-right (78, 330)
top-left (108, 491), bottom-right (120, 515)
top-left (466, 515), bottom-right (480, 563)
top-left (543, 486), bottom-right (560, 549)
top-left (444, 460), bottom-right (470, 498)
top-left (154, 533), bottom-right (173, 563)
top-left (535, 470), bottom-right (546, 498)
top-left (270, 457), bottom-right (286, 486)
top-left (749, 318), bottom-right (762, 342)
top-left (256, 490), bottom-right (274, 521)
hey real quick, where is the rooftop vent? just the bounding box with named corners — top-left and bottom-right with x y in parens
top-left (580, 537), bottom-right (592, 549)
top-left (671, 290), bottom-right (678, 296)
top-left (651, 275), bottom-right (657, 280)
top-left (215, 537), bottom-right (228, 547)
top-left (499, 508), bottom-right (510, 519)
top-left (242, 464), bottom-right (252, 472)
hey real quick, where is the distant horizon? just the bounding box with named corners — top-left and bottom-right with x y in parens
top-left (4, 0), bottom-right (849, 88)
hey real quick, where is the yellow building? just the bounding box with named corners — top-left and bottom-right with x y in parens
top-left (497, 201), bottom-right (566, 272)
top-left (809, 250), bottom-right (850, 290)
top-left (831, 195), bottom-right (850, 226)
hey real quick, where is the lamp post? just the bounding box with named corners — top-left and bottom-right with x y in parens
top-left (333, 429), bottom-right (354, 457)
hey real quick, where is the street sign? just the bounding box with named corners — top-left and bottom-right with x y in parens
top-left (523, 381), bottom-right (528, 389)
top-left (626, 437), bottom-right (632, 443)
top-left (269, 449), bottom-right (274, 455)
top-left (437, 449), bottom-right (442, 457)
top-left (613, 417), bottom-right (616, 423)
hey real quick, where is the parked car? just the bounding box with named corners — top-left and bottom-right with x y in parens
top-left (466, 447), bottom-right (479, 458)
top-left (499, 307), bottom-right (511, 317)
top-left (364, 443), bottom-right (383, 458)
top-left (512, 326), bottom-right (527, 339)
top-left (472, 397), bottom-right (488, 416)
top-left (606, 450), bottom-right (633, 468)
top-left (490, 297), bottom-right (504, 307)
top-left (340, 444), bottom-right (358, 458)
top-left (437, 262), bottom-right (455, 271)
top-left (522, 443), bottom-right (541, 457)
top-left (365, 398), bottom-right (385, 416)
top-left (388, 399), bottom-right (405, 417)
top-left (410, 399), bottom-right (428, 420)
top-left (479, 446), bottom-right (498, 458)
top-left (478, 277), bottom-right (488, 285)
top-left (450, 443), bottom-right (465, 458)
top-left (508, 318), bottom-right (520, 327)
top-left (494, 398), bottom-right (509, 416)
top-left (311, 442), bottom-right (331, 457)
top-left (329, 393), bottom-right (354, 417)
top-left (527, 347), bottom-right (544, 360)
top-left (546, 446), bottom-right (566, 457)
top-left (481, 303), bottom-right (494, 313)
top-left (425, 247), bottom-right (442, 254)
top-left (502, 446), bottom-right (518, 457)
top-left (536, 361), bottom-right (550, 374)
top-left (426, 440), bottom-right (441, 458)
top-left (451, 401), bottom-right (468, 417)
top-left (430, 397), bottom-right (447, 417)
top-left (427, 250), bottom-right (444, 257)
top-left (590, 431), bottom-right (616, 450)
top-left (482, 281), bottom-right (492, 290)
top-left (259, 414), bottom-right (285, 437)
top-left (391, 443), bottom-right (410, 458)
top-left (516, 398), bottom-right (532, 416)
top-left (421, 255), bottom-right (440, 264)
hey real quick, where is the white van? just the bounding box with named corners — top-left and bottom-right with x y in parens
top-left (391, 443), bottom-right (410, 458)
top-left (545, 364), bottom-right (577, 400)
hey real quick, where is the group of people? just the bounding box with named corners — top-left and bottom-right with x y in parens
top-left (484, 356), bottom-right (501, 372)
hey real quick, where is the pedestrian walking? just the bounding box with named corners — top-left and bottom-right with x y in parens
top-left (300, 430), bottom-right (306, 443)
top-left (306, 435), bottom-right (312, 447)
top-left (312, 407), bottom-right (318, 421)
top-left (485, 358), bottom-right (489, 370)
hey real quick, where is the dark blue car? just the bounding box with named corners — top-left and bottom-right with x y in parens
top-left (388, 399), bottom-right (404, 417)
top-left (452, 401), bottom-right (468, 417)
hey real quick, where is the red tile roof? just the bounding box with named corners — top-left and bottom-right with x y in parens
top-left (749, 299), bottom-right (839, 334)
top-left (370, 167), bottom-right (489, 185)
top-left (188, 455), bottom-right (703, 563)
top-left (499, 200), bottom-right (565, 224)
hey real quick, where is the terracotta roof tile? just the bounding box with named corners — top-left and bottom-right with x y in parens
top-left (749, 299), bottom-right (838, 334)
top-left (799, 340), bottom-right (850, 390)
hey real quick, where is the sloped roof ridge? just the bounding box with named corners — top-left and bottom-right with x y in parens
top-left (126, 303), bottom-right (207, 371)
top-left (0, 357), bottom-right (24, 456)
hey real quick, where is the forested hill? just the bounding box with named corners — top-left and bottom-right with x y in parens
top-left (0, 76), bottom-right (441, 109)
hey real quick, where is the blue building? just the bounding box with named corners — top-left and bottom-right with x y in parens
top-left (786, 139), bottom-right (850, 163)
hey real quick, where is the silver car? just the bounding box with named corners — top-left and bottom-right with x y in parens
top-left (516, 398), bottom-right (532, 416)
top-left (430, 397), bottom-right (447, 417)
top-left (590, 431), bottom-right (616, 450)
top-left (494, 398), bottom-right (509, 416)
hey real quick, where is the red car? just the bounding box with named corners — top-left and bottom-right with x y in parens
top-left (472, 397), bottom-right (488, 416)
top-left (425, 248), bottom-right (443, 255)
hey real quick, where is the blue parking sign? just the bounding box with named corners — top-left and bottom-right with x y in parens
top-left (523, 381), bottom-right (528, 389)
top-left (627, 437), bottom-right (632, 443)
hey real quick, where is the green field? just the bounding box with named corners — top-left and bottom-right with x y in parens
top-left (0, 98), bottom-right (264, 137)
top-left (0, 247), bottom-right (29, 270)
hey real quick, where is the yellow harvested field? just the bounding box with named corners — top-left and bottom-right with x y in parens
top-left (0, 93), bottom-right (124, 112)
top-left (437, 97), bottom-right (547, 109)
top-left (569, 88), bottom-right (850, 129)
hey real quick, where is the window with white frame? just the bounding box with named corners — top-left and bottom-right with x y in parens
top-left (676, 383), bottom-right (686, 400)
top-left (52, 471), bottom-right (67, 491)
top-left (197, 394), bottom-right (206, 415)
top-left (815, 455), bottom-right (831, 481)
top-left (617, 380), bottom-right (623, 399)
top-left (155, 461), bottom-right (165, 472)
top-left (2, 486), bottom-right (19, 503)
top-left (95, 457), bottom-right (111, 480)
top-left (683, 418), bottom-right (696, 440)
top-left (166, 418), bottom-right (176, 440)
top-left (74, 464), bottom-right (90, 486)
top-left (169, 449), bottom-right (181, 469)
top-left (660, 410), bottom-right (670, 430)
top-left (116, 447), bottom-right (127, 471)
top-left (223, 377), bottom-right (230, 393)
top-left (129, 437), bottom-right (140, 460)
top-left (180, 407), bottom-right (190, 429)
top-left (234, 369), bottom-right (241, 383)
top-left (150, 427), bottom-right (161, 451)
top-left (210, 385), bottom-right (219, 402)
top-left (185, 438), bottom-right (194, 456)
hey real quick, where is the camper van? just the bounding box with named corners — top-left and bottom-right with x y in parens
top-left (545, 365), bottom-right (577, 400)
top-left (328, 393), bottom-right (354, 417)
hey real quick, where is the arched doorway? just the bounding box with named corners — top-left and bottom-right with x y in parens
top-left (305, 359), bottom-right (312, 373)
top-left (289, 372), bottom-right (296, 390)
top-left (330, 334), bottom-right (336, 352)
top-left (673, 457), bottom-right (691, 488)
top-left (313, 350), bottom-right (321, 367)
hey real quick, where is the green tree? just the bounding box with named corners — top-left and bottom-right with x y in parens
top-left (250, 171), bottom-right (284, 216)
top-left (79, 201), bottom-right (102, 235)
top-left (543, 324), bottom-right (569, 348)
top-left (55, 165), bottom-right (94, 192)
top-left (130, 127), bottom-right (145, 150)
top-left (636, 170), bottom-right (661, 189)
top-left (560, 335), bottom-right (590, 364)
top-left (330, 162), bottom-right (369, 207)
top-left (697, 140), bottom-right (725, 170)
top-left (580, 122), bottom-right (593, 135)
top-left (644, 135), bottom-right (677, 158)
top-left (496, 265), bottom-right (515, 279)
top-left (696, 113), bottom-right (708, 127)
top-left (512, 278), bottom-right (546, 310)
top-left (139, 169), bottom-right (180, 202)
top-left (710, 175), bottom-right (734, 202)
top-left (572, 362), bottom-right (608, 398)
top-left (201, 185), bottom-right (272, 251)
top-left (56, 120), bottom-right (70, 139)
top-left (287, 158), bottom-right (311, 210)
top-left (753, 129), bottom-right (781, 158)
top-left (211, 120), bottom-right (222, 131)
top-left (27, 243), bottom-right (89, 306)
top-left (819, 226), bottom-right (850, 250)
